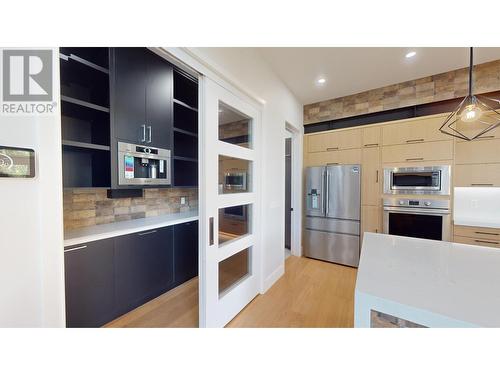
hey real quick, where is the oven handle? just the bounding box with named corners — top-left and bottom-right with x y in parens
top-left (383, 207), bottom-right (451, 215)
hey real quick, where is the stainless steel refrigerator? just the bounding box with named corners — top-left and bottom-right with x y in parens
top-left (304, 165), bottom-right (361, 267)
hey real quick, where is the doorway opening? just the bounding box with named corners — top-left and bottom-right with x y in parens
top-left (284, 122), bottom-right (303, 258)
top-left (285, 132), bottom-right (292, 259)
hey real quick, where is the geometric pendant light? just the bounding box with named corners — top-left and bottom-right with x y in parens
top-left (439, 47), bottom-right (500, 141)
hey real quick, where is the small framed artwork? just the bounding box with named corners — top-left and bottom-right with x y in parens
top-left (0, 146), bottom-right (36, 178)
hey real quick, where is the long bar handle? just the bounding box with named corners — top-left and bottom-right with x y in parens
top-left (406, 157), bottom-right (424, 161)
top-left (64, 245), bottom-right (87, 253)
top-left (141, 124), bottom-right (146, 142)
top-left (325, 169), bottom-right (330, 216)
top-left (475, 231), bottom-right (499, 236)
top-left (471, 183), bottom-right (494, 186)
top-left (326, 147), bottom-right (339, 151)
top-left (138, 230), bottom-right (157, 236)
top-left (376, 170), bottom-right (379, 183)
top-left (406, 138), bottom-right (424, 143)
top-left (475, 239), bottom-right (499, 245)
top-left (209, 217), bottom-right (214, 246)
top-left (147, 126), bottom-right (152, 143)
top-left (364, 143), bottom-right (379, 147)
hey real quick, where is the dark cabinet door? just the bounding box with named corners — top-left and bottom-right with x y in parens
top-left (146, 51), bottom-right (173, 150)
top-left (115, 226), bottom-right (174, 314)
top-left (174, 220), bottom-right (199, 286)
top-left (64, 238), bottom-right (116, 328)
top-left (111, 47), bottom-right (147, 144)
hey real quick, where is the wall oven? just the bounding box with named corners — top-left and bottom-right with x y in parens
top-left (118, 142), bottom-right (171, 186)
top-left (383, 165), bottom-right (450, 195)
top-left (224, 172), bottom-right (247, 191)
top-left (383, 198), bottom-right (451, 241)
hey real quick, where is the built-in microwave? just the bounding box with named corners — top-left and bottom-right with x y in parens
top-left (118, 142), bottom-right (171, 186)
top-left (224, 172), bottom-right (247, 191)
top-left (383, 165), bottom-right (451, 195)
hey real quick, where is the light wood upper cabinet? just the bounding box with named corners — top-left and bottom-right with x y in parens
top-left (362, 147), bottom-right (381, 206)
top-left (305, 148), bottom-right (361, 167)
top-left (381, 140), bottom-right (453, 164)
top-left (362, 127), bottom-right (381, 148)
top-left (306, 128), bottom-right (362, 153)
top-left (307, 133), bottom-right (327, 153)
top-left (454, 164), bottom-right (500, 187)
top-left (455, 138), bottom-right (500, 165)
top-left (382, 116), bottom-right (449, 146)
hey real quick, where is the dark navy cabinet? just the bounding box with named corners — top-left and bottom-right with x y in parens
top-left (111, 47), bottom-right (173, 150)
top-left (64, 221), bottom-right (198, 327)
top-left (174, 220), bottom-right (199, 286)
top-left (115, 226), bottom-right (174, 314)
top-left (64, 238), bottom-right (116, 328)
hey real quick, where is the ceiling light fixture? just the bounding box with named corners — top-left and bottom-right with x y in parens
top-left (316, 77), bottom-right (326, 85)
top-left (439, 47), bottom-right (500, 141)
top-left (405, 51), bottom-right (417, 58)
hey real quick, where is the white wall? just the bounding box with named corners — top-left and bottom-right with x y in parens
top-left (0, 48), bottom-right (65, 327)
top-left (185, 47), bottom-right (303, 291)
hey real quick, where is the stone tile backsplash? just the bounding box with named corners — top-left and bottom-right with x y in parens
top-left (63, 188), bottom-right (198, 230)
top-left (304, 59), bottom-right (500, 124)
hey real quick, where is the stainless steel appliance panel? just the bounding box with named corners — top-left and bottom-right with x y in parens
top-left (304, 229), bottom-right (359, 267)
top-left (383, 165), bottom-right (451, 195)
top-left (305, 216), bottom-right (359, 236)
top-left (383, 197), bottom-right (451, 241)
top-left (306, 166), bottom-right (326, 217)
top-left (326, 164), bottom-right (361, 220)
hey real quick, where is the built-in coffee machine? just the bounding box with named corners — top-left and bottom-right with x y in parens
top-left (118, 142), bottom-right (171, 186)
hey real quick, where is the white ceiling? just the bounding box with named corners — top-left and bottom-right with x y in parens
top-left (257, 47), bottom-right (500, 105)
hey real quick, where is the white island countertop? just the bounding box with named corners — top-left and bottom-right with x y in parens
top-left (355, 233), bottom-right (500, 328)
top-left (64, 210), bottom-right (198, 247)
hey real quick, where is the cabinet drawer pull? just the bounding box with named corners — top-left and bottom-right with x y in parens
top-left (475, 239), bottom-right (499, 245)
top-left (326, 147), bottom-right (339, 151)
top-left (406, 157), bottom-right (424, 161)
top-left (477, 135), bottom-right (495, 139)
top-left (138, 230), bottom-right (157, 236)
top-left (475, 231), bottom-right (499, 236)
top-left (364, 143), bottom-right (379, 147)
top-left (65, 245), bottom-right (87, 253)
top-left (471, 183), bottom-right (494, 187)
top-left (327, 162), bottom-right (339, 165)
top-left (376, 170), bottom-right (379, 183)
top-left (406, 138), bottom-right (424, 143)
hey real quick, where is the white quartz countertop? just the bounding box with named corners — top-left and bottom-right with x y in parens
top-left (64, 210), bottom-right (198, 247)
top-left (355, 233), bottom-right (500, 327)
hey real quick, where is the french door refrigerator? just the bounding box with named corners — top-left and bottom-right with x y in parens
top-left (304, 165), bottom-right (361, 267)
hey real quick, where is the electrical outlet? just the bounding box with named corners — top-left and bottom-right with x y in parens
top-left (180, 196), bottom-right (187, 205)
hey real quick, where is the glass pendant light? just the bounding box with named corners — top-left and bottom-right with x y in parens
top-left (439, 47), bottom-right (500, 141)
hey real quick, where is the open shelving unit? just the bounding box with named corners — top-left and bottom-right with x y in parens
top-left (60, 47), bottom-right (111, 188)
top-left (173, 70), bottom-right (198, 187)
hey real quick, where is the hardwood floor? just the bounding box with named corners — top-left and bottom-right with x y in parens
top-left (105, 256), bottom-right (357, 328)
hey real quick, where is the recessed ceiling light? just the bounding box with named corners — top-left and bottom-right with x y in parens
top-left (405, 51), bottom-right (417, 58)
top-left (316, 77), bottom-right (326, 85)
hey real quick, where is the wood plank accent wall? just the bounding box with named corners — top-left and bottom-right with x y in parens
top-left (304, 59), bottom-right (500, 125)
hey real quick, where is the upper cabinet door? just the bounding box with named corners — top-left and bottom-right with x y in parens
top-left (145, 51), bottom-right (173, 150)
top-left (112, 48), bottom-right (147, 144)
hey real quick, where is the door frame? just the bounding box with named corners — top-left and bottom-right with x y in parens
top-left (285, 121), bottom-right (303, 257)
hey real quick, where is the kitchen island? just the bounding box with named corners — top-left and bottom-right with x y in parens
top-left (355, 233), bottom-right (500, 328)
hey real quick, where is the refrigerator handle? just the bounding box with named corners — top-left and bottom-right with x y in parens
top-left (325, 168), bottom-right (330, 216)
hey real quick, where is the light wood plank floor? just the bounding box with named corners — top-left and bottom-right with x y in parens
top-left (106, 256), bottom-right (357, 328)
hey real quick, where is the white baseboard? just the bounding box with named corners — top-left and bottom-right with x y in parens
top-left (261, 264), bottom-right (285, 294)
